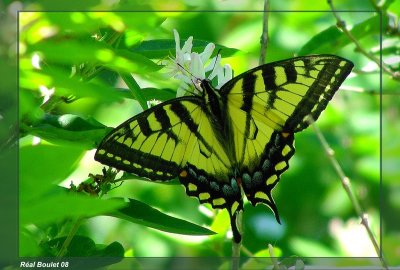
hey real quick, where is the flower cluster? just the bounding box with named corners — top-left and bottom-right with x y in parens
top-left (162, 29), bottom-right (232, 97)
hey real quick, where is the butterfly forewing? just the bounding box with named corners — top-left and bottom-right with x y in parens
top-left (221, 55), bottom-right (354, 133)
top-left (95, 97), bottom-right (231, 181)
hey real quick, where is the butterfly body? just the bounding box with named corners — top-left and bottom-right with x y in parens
top-left (95, 54), bottom-right (353, 243)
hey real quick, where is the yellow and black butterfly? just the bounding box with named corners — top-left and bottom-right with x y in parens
top-left (95, 54), bottom-right (353, 243)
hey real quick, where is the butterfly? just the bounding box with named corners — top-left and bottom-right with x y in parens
top-left (95, 54), bottom-right (353, 243)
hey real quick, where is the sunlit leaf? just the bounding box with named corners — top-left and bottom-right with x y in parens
top-left (25, 114), bottom-right (110, 149)
top-left (20, 144), bottom-right (85, 202)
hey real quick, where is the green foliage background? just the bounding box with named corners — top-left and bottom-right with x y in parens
top-left (1, 0), bottom-right (399, 269)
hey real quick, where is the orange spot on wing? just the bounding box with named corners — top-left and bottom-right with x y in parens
top-left (282, 132), bottom-right (290, 138)
top-left (236, 177), bottom-right (242, 186)
top-left (180, 170), bottom-right (188, 178)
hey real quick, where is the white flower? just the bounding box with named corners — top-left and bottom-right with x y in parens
top-left (39, 85), bottom-right (55, 104)
top-left (162, 29), bottom-right (233, 97)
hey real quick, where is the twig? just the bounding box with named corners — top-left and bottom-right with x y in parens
top-left (57, 217), bottom-right (84, 257)
top-left (259, 0), bottom-right (270, 65)
top-left (327, 0), bottom-right (400, 81)
top-left (306, 116), bottom-right (388, 270)
top-left (268, 244), bottom-right (280, 269)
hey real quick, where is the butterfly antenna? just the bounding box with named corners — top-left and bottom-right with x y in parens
top-left (206, 48), bottom-right (222, 81)
top-left (212, 49), bottom-right (222, 74)
top-left (176, 63), bottom-right (198, 95)
top-left (177, 63), bottom-right (196, 79)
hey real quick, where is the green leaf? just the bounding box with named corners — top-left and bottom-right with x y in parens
top-left (19, 228), bottom-right (41, 257)
top-left (24, 114), bottom-right (110, 149)
top-left (116, 87), bottom-right (177, 102)
top-left (107, 198), bottom-right (216, 236)
top-left (299, 15), bottom-right (387, 55)
top-left (114, 49), bottom-right (161, 74)
top-left (26, 40), bottom-right (159, 74)
top-left (298, 26), bottom-right (342, 55)
top-left (97, 241), bottom-right (125, 257)
top-left (131, 39), bottom-right (240, 59)
top-left (119, 72), bottom-right (149, 110)
top-left (42, 235), bottom-right (96, 257)
top-left (382, 0), bottom-right (396, 10)
top-left (41, 235), bottom-right (124, 260)
top-left (20, 144), bottom-right (85, 202)
top-left (20, 193), bottom-right (125, 226)
top-left (290, 237), bottom-right (340, 257)
top-left (20, 68), bottom-right (123, 102)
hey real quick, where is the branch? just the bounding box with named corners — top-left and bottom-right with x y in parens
top-left (306, 116), bottom-right (388, 270)
top-left (327, 0), bottom-right (400, 81)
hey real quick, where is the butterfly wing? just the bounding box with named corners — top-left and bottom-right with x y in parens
top-left (219, 54), bottom-right (353, 215)
top-left (95, 54), bottom-right (353, 244)
top-left (95, 96), bottom-right (244, 239)
top-left (95, 96), bottom-right (232, 179)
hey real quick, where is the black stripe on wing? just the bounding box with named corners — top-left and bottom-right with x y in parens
top-left (282, 56), bottom-right (353, 132)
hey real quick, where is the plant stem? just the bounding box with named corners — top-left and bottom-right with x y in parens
top-left (259, 0), bottom-right (270, 65)
top-left (327, 0), bottom-right (400, 80)
top-left (307, 116), bottom-right (388, 270)
top-left (232, 240), bottom-right (240, 270)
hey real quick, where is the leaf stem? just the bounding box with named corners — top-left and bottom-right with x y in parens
top-left (119, 72), bottom-right (149, 110)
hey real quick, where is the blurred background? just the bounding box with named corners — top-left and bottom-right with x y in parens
top-left (2, 0), bottom-right (399, 269)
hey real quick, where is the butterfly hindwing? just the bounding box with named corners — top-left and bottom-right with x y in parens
top-left (240, 131), bottom-right (295, 222)
top-left (179, 163), bottom-right (243, 242)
